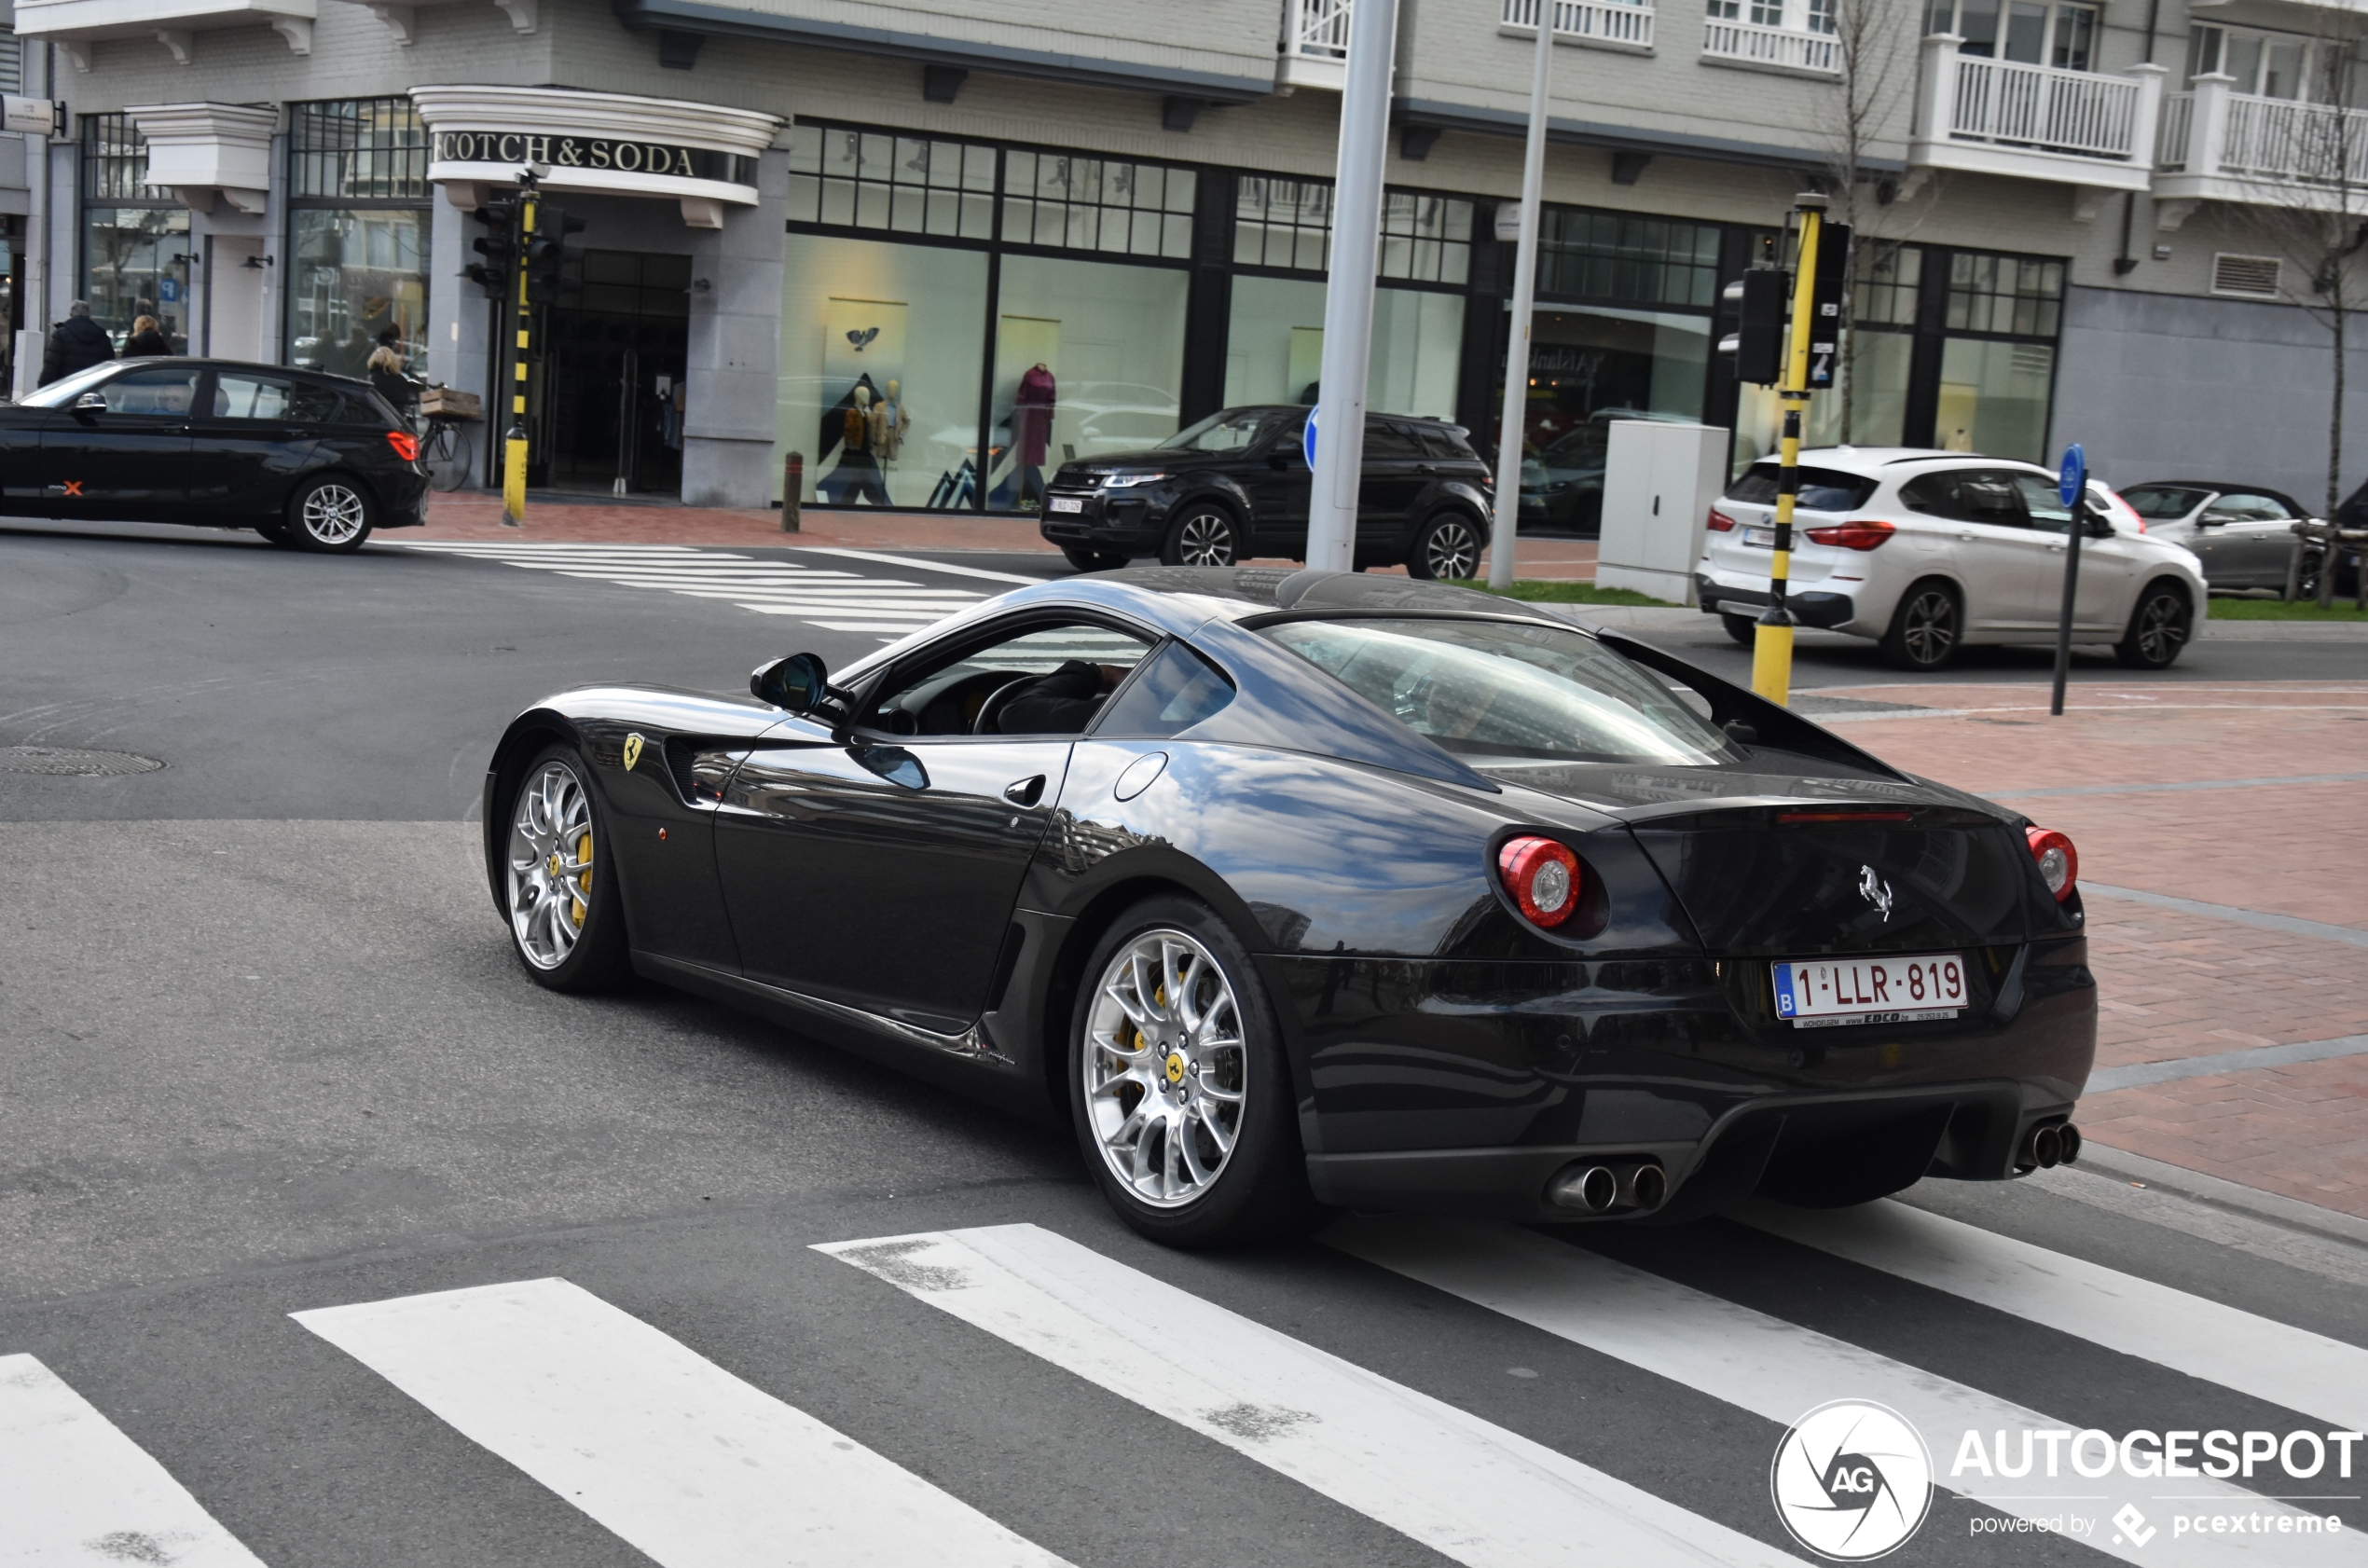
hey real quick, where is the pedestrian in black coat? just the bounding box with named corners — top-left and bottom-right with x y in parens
top-left (39, 301), bottom-right (115, 385)
top-left (123, 315), bottom-right (174, 358)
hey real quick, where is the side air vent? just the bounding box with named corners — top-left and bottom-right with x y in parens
top-left (2211, 253), bottom-right (2281, 299)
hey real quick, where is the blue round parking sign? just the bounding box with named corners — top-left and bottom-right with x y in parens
top-left (2057, 443), bottom-right (2086, 508)
top-left (1302, 406), bottom-right (1318, 470)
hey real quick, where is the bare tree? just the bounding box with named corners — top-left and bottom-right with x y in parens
top-left (1819, 0), bottom-right (1926, 442)
top-left (2231, 27), bottom-right (2368, 605)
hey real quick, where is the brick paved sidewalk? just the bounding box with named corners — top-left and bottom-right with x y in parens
top-left (1830, 681), bottom-right (2368, 1218)
top-left (413, 493), bottom-right (1601, 578)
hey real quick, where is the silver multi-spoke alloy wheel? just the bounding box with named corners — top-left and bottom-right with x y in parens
top-left (1082, 928), bottom-right (1247, 1207)
top-left (1172, 510), bottom-right (1237, 567)
top-left (2131, 590), bottom-right (2190, 665)
top-left (300, 482), bottom-right (369, 545)
top-left (1898, 586), bottom-right (1957, 667)
top-left (506, 759), bottom-right (597, 970)
top-left (1420, 516), bottom-right (1482, 580)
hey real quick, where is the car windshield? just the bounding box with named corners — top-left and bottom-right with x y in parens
top-left (1160, 409), bottom-right (1282, 453)
top-left (2120, 485), bottom-right (2211, 519)
top-left (18, 363), bottom-right (122, 408)
top-left (1263, 616), bottom-right (1734, 765)
top-left (1724, 463), bottom-right (1878, 511)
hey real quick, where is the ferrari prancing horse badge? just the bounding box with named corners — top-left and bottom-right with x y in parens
top-left (622, 733), bottom-right (645, 772)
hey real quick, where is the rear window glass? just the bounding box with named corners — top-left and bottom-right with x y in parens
top-left (1723, 463), bottom-right (1877, 511)
top-left (2120, 485), bottom-right (2210, 519)
top-left (1419, 425), bottom-right (1477, 461)
top-left (1262, 616), bottom-right (1734, 766)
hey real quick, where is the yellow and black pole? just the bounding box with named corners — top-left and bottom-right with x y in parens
top-left (1752, 192), bottom-right (1826, 707)
top-left (502, 175), bottom-right (538, 529)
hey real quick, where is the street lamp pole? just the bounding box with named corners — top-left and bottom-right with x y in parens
top-left (1488, 0), bottom-right (1557, 590)
top-left (1304, 0), bottom-right (1402, 573)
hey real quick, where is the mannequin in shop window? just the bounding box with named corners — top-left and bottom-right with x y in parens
top-left (875, 378), bottom-right (909, 465)
top-left (1013, 362), bottom-right (1055, 510)
top-left (830, 382), bottom-right (892, 506)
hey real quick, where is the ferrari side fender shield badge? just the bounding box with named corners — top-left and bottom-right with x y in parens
top-left (623, 733), bottom-right (645, 772)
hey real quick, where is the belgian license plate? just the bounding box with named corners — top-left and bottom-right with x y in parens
top-left (1743, 525), bottom-right (1776, 547)
top-left (1772, 954), bottom-right (1966, 1027)
top-left (1048, 496), bottom-right (1085, 514)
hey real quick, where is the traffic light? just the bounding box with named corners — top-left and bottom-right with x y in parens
top-left (1806, 223), bottom-right (1851, 390)
top-left (523, 204), bottom-right (585, 305)
top-left (465, 199), bottom-right (519, 299)
top-left (1721, 269), bottom-right (1789, 387)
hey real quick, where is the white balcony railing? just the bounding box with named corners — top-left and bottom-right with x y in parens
top-left (1700, 17), bottom-right (1839, 74)
top-left (1279, 0), bottom-right (1352, 89)
top-left (1910, 34), bottom-right (2163, 191)
top-left (1951, 53), bottom-right (2143, 158)
top-left (2155, 75), bottom-right (2368, 222)
top-left (1501, 0), bottom-right (1655, 53)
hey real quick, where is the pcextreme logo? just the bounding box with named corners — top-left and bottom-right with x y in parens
top-left (1771, 1400), bottom-right (1934, 1561)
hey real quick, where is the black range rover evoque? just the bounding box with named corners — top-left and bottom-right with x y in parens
top-left (1038, 405), bottom-right (1494, 578)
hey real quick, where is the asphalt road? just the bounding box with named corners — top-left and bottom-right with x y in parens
top-left (5, 519), bottom-right (2367, 1568)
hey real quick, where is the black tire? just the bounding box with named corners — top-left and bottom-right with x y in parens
top-left (286, 474), bottom-right (376, 553)
top-left (501, 744), bottom-right (631, 992)
top-left (2113, 579), bottom-right (2194, 669)
top-left (1159, 503), bottom-right (1241, 567)
top-left (1067, 895), bottom-right (1323, 1247)
top-left (1878, 579), bottom-right (1962, 671)
top-left (1720, 611), bottom-right (1757, 648)
top-left (1405, 511), bottom-right (1485, 580)
top-left (1060, 544), bottom-right (1129, 572)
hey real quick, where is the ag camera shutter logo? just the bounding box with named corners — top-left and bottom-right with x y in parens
top-left (1770, 1400), bottom-right (1934, 1560)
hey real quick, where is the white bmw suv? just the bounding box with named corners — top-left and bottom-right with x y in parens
top-left (1697, 448), bottom-right (2209, 671)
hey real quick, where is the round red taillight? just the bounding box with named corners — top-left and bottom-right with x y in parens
top-left (1497, 835), bottom-right (1582, 928)
top-left (2025, 826), bottom-right (2078, 901)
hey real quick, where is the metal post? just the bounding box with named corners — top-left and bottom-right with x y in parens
top-left (782, 452), bottom-right (804, 532)
top-left (502, 179), bottom-right (535, 529)
top-left (2050, 496), bottom-right (2086, 717)
top-left (1488, 1), bottom-right (1556, 590)
top-left (1304, 0), bottom-right (1402, 573)
top-left (1751, 192), bottom-right (1824, 708)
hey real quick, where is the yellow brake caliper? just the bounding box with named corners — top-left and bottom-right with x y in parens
top-left (571, 831), bottom-right (593, 928)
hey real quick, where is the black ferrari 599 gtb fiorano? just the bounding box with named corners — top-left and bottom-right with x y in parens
top-left (482, 569), bottom-right (2094, 1246)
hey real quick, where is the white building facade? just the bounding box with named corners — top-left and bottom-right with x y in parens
top-left (2, 0), bottom-right (2363, 510)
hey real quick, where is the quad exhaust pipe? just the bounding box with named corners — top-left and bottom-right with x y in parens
top-left (1548, 1159), bottom-right (1668, 1215)
top-left (2017, 1120), bottom-right (2082, 1171)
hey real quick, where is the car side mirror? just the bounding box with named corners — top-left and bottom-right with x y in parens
top-left (74, 392), bottom-right (106, 412)
top-left (750, 651), bottom-right (830, 713)
top-left (2196, 513), bottom-right (2229, 528)
top-left (2087, 515), bottom-right (2116, 539)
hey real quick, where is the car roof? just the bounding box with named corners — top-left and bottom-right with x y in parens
top-left (1216, 405), bottom-right (1458, 428)
top-left (107, 356), bottom-right (361, 386)
top-left (1738, 447), bottom-right (2056, 479)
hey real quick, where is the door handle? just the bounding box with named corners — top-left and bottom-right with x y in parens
top-left (1002, 775), bottom-right (1045, 806)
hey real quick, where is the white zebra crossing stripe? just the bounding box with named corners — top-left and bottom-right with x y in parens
top-left (1742, 1198), bottom-right (2368, 1437)
top-left (392, 542), bottom-right (996, 637)
top-left (0, 1354), bottom-right (268, 1566)
top-left (292, 1276), bottom-right (1071, 1568)
top-left (1329, 1217), bottom-right (2366, 1568)
top-left (818, 1223), bottom-right (1810, 1568)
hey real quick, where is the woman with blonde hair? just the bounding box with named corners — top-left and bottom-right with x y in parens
top-left (123, 314), bottom-right (173, 357)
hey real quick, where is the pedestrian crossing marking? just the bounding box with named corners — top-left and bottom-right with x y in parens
top-left (1743, 1199), bottom-right (2368, 1436)
top-left (1329, 1217), bottom-right (2366, 1568)
top-left (392, 541), bottom-right (998, 640)
top-left (292, 1276), bottom-right (1071, 1568)
top-left (0, 1353), bottom-right (268, 1566)
top-left (818, 1223), bottom-right (1810, 1568)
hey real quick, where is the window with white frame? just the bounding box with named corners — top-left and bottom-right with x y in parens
top-left (1926, 0), bottom-right (2097, 70)
top-left (1712, 0), bottom-right (1832, 31)
top-left (2188, 24), bottom-right (2347, 103)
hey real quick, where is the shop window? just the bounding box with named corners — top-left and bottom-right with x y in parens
top-left (1947, 251), bottom-right (2063, 336)
top-left (987, 254), bottom-right (1190, 509)
top-left (289, 98), bottom-right (427, 199)
top-left (787, 126), bottom-right (996, 240)
top-left (1234, 177), bottom-right (1471, 282)
top-left (1936, 339), bottom-right (2054, 461)
top-left (1536, 209), bottom-right (1722, 309)
top-left (286, 210), bottom-right (428, 377)
top-left (1854, 244), bottom-right (1921, 326)
top-left (778, 232), bottom-right (989, 508)
top-left (1735, 329), bottom-right (1912, 466)
top-left (1003, 151), bottom-right (1193, 259)
top-left (81, 117), bottom-right (188, 353)
top-left (83, 113), bottom-right (167, 202)
top-left (1223, 274), bottom-right (1464, 418)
